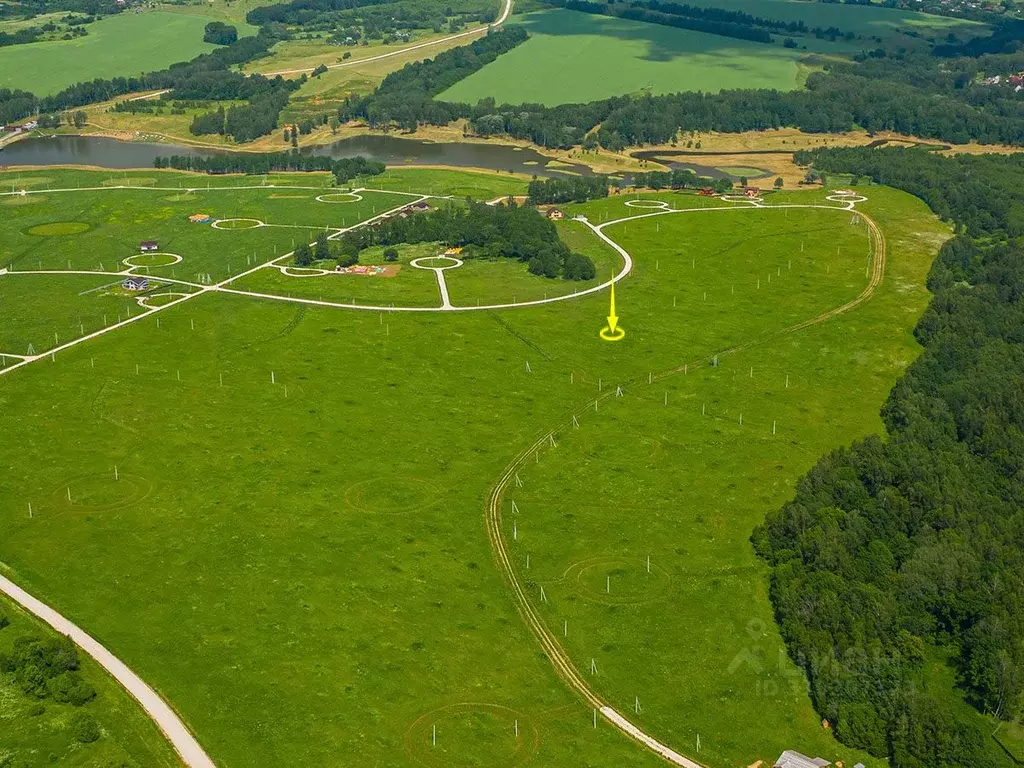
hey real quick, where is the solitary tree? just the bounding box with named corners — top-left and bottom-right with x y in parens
top-left (294, 242), bottom-right (313, 267)
top-left (383, 247), bottom-right (399, 262)
top-left (774, 177), bottom-right (784, 189)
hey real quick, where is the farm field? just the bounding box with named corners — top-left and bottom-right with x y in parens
top-left (0, 12), bottom-right (255, 97)
top-left (0, 167), bottom-right (961, 767)
top-left (439, 9), bottom-right (809, 105)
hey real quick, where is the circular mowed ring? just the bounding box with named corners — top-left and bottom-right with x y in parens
top-left (563, 556), bottom-right (672, 605)
top-left (404, 703), bottom-right (539, 768)
top-left (625, 199), bottom-right (670, 210)
top-left (138, 291), bottom-right (190, 308)
top-left (24, 221), bottom-right (91, 236)
top-left (410, 256), bottom-right (463, 271)
top-left (316, 192), bottom-right (363, 203)
top-left (279, 266), bottom-right (331, 278)
top-left (344, 476), bottom-right (442, 515)
top-left (826, 193), bottom-right (868, 204)
top-left (720, 194), bottom-right (763, 204)
top-left (122, 252), bottom-right (182, 269)
top-left (211, 218), bottom-right (264, 230)
top-left (51, 473), bottom-right (154, 512)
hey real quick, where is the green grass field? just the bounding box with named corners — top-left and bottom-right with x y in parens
top-left (0, 168), bottom-right (970, 767)
top-left (440, 9), bottom-right (808, 105)
top-left (0, 11), bottom-right (255, 96)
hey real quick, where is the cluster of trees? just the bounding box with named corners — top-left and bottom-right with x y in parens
top-left (628, 168), bottom-right (733, 192)
top-left (753, 147), bottom-right (1024, 767)
top-left (527, 175), bottom-right (609, 204)
top-left (152, 151), bottom-right (384, 184)
top-left (0, 88), bottom-right (38, 125)
top-left (190, 85), bottom-right (297, 142)
top-left (335, 200), bottom-right (597, 280)
top-left (0, 632), bottom-right (96, 707)
top-left (338, 27), bottom-right (527, 130)
top-left (203, 21), bottom-right (238, 45)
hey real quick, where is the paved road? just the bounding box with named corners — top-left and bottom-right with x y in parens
top-left (260, 0), bottom-right (513, 77)
top-left (0, 574), bottom-right (215, 768)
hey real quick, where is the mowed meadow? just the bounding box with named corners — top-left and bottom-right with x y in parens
top-left (0, 168), bottom-right (949, 766)
top-left (0, 12), bottom-right (256, 96)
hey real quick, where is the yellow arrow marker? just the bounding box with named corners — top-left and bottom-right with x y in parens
top-left (600, 273), bottom-right (625, 341)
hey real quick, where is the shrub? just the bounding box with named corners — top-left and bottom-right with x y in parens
top-left (383, 247), bottom-right (398, 262)
top-left (70, 712), bottom-right (100, 743)
top-left (47, 671), bottom-right (96, 706)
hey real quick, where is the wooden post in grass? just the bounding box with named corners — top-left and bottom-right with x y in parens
top-left (593, 709), bottom-right (597, 729)
top-left (573, 414), bottom-right (580, 428)
top-left (540, 586), bottom-right (546, 602)
top-left (664, 392), bottom-right (668, 406)
top-left (28, 503), bottom-right (32, 519)
top-left (525, 360), bottom-right (531, 373)
top-left (647, 555), bottom-right (651, 573)
top-left (606, 575), bottom-right (610, 594)
top-left (590, 658), bottom-right (597, 675)
top-left (513, 520), bottom-right (517, 541)
top-left (564, 620), bottom-right (567, 636)
top-left (432, 725), bottom-right (436, 747)
top-left (114, 466), bottom-right (118, 480)
top-left (271, 371), bottom-right (276, 384)
top-left (773, 420), bottom-right (777, 435)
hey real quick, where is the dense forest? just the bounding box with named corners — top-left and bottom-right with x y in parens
top-left (752, 148), bottom-right (1024, 768)
top-left (337, 200), bottom-right (597, 280)
top-left (153, 152), bottom-right (384, 183)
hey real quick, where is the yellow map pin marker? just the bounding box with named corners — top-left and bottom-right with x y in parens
top-left (600, 273), bottom-right (625, 341)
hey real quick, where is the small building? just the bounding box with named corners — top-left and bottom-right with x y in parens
top-left (773, 750), bottom-right (831, 768)
top-left (547, 208), bottom-right (565, 221)
top-left (122, 276), bottom-right (149, 291)
top-left (698, 187), bottom-right (716, 196)
top-left (139, 241), bottom-right (158, 252)
top-left (188, 213), bottom-right (211, 223)
top-left (410, 202), bottom-right (430, 212)
top-left (443, 247), bottom-right (463, 256)
top-left (743, 186), bottom-right (760, 198)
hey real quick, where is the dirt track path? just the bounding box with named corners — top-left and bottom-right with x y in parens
top-left (483, 202), bottom-right (886, 766)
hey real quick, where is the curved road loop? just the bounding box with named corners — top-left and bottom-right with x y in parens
top-left (484, 201), bottom-right (885, 766)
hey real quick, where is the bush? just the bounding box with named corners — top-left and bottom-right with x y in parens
top-left (47, 671), bottom-right (96, 706)
top-left (564, 252), bottom-right (596, 280)
top-left (0, 611), bottom-right (8, 630)
top-left (203, 21), bottom-right (238, 45)
top-left (70, 712), bottom-right (100, 744)
top-left (383, 247), bottom-right (398, 262)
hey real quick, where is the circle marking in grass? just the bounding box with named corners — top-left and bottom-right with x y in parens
top-left (404, 703), bottom-right (539, 767)
top-left (138, 291), bottom-right (190, 308)
top-left (211, 218), bottom-right (264, 230)
top-left (344, 476), bottom-right (442, 515)
top-left (122, 252), bottom-right (183, 269)
top-left (51, 473), bottom-right (154, 512)
top-left (410, 255), bottom-right (463, 271)
top-left (563, 556), bottom-right (672, 605)
top-left (25, 221), bottom-right (91, 236)
top-left (624, 199), bottom-right (670, 210)
top-left (315, 192), bottom-right (364, 204)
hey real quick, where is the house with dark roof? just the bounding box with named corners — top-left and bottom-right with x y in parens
top-left (139, 241), bottom-right (158, 252)
top-left (122, 276), bottom-right (149, 291)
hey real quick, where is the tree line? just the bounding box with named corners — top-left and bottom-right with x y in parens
top-left (526, 175), bottom-right (609, 204)
top-left (153, 151), bottom-right (385, 184)
top-left (753, 147), bottom-right (1024, 768)
top-left (337, 27), bottom-right (527, 130)
top-left (551, 0), bottom-right (775, 44)
top-left (335, 200), bottom-right (597, 281)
